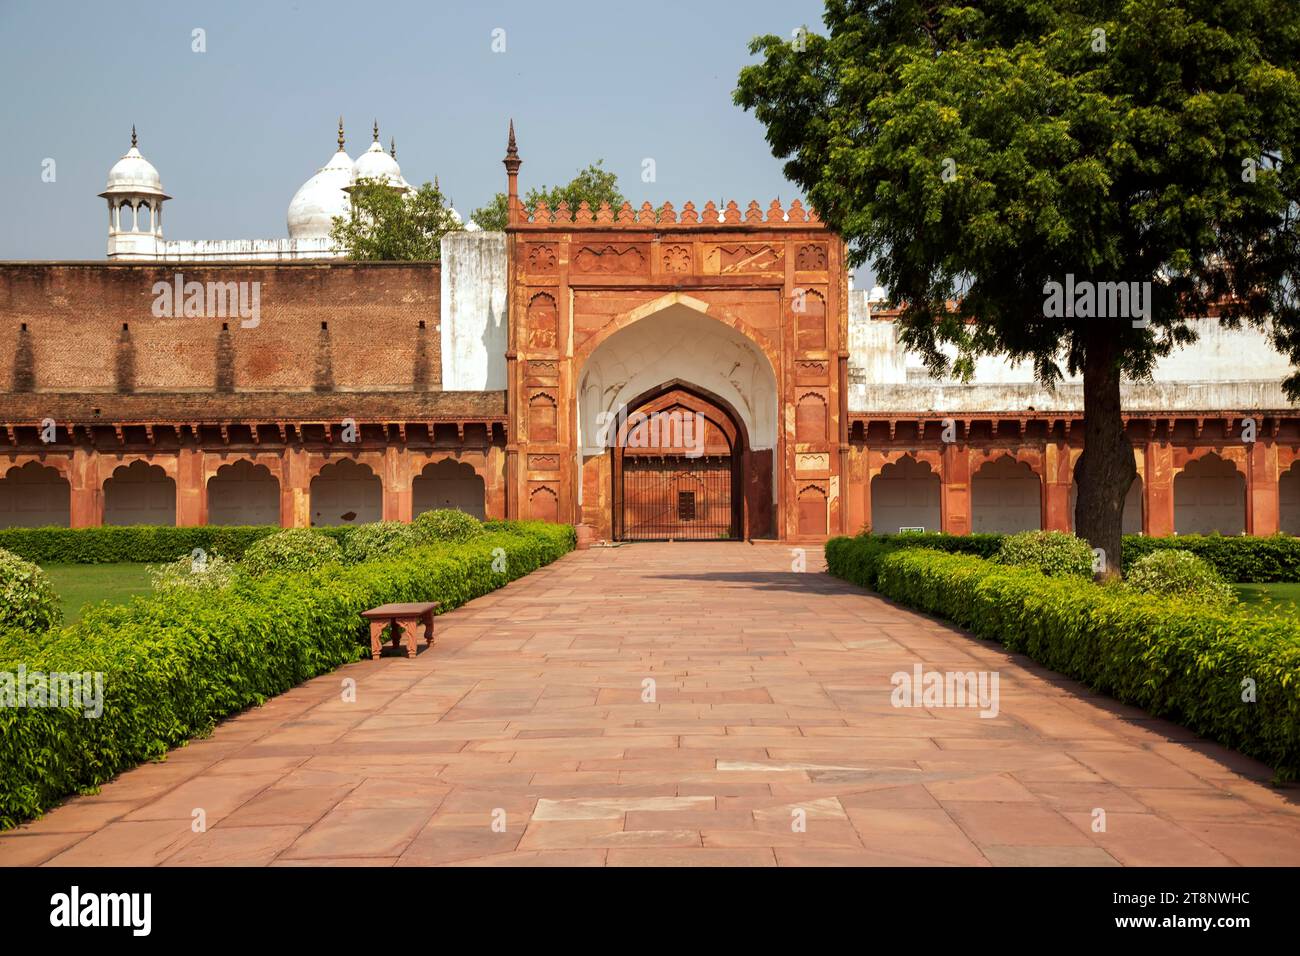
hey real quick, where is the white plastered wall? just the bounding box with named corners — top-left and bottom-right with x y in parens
top-left (440, 231), bottom-right (508, 391)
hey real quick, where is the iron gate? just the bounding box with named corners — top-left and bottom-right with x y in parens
top-left (615, 454), bottom-right (738, 540)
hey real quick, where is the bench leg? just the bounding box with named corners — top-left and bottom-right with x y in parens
top-left (368, 621), bottom-right (388, 661)
top-left (422, 610), bottom-right (435, 646)
top-left (397, 616), bottom-right (420, 658)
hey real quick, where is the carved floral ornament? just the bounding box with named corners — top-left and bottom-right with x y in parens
top-left (526, 244), bottom-right (557, 272)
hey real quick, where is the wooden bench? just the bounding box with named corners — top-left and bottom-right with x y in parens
top-left (360, 602), bottom-right (440, 659)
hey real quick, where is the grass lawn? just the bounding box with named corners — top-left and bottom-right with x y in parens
top-left (41, 563), bottom-right (155, 624)
top-left (1233, 582), bottom-right (1300, 620)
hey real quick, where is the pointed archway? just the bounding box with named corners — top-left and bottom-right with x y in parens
top-left (606, 380), bottom-right (750, 541)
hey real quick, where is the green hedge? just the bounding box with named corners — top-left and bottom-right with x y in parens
top-left (826, 537), bottom-right (1300, 781)
top-left (834, 531), bottom-right (1300, 583)
top-left (0, 522), bottom-right (575, 828)
top-left (0, 526), bottom-right (357, 565)
top-left (1119, 534), bottom-right (1300, 583)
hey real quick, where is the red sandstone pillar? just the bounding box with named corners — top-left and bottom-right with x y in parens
top-left (940, 442), bottom-right (971, 534)
top-left (1247, 439), bottom-right (1279, 535)
top-left (175, 448), bottom-right (205, 526)
top-left (284, 446), bottom-right (312, 527)
top-left (1144, 442), bottom-right (1175, 536)
top-left (846, 444), bottom-right (868, 534)
top-left (68, 446), bottom-right (102, 527)
top-left (1043, 441), bottom-right (1071, 532)
top-left (384, 446), bottom-right (412, 522)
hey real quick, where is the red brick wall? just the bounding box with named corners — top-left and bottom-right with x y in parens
top-left (0, 262), bottom-right (440, 394)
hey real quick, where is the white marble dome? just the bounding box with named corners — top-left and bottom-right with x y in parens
top-left (351, 126), bottom-right (405, 189)
top-left (102, 130), bottom-right (166, 197)
top-left (287, 146), bottom-right (354, 240)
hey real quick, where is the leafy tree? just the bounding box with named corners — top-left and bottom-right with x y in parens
top-left (735, 0), bottom-right (1300, 570)
top-left (332, 178), bottom-right (462, 261)
top-left (472, 160), bottom-right (627, 230)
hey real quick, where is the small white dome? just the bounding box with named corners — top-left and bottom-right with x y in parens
top-left (868, 284), bottom-right (888, 303)
top-left (101, 129), bottom-right (167, 198)
top-left (288, 147), bottom-right (353, 240)
top-left (352, 139), bottom-right (404, 188)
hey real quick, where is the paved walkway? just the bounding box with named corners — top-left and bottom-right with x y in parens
top-left (3, 543), bottom-right (1299, 867)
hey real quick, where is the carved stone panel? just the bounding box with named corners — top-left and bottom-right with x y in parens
top-left (796, 452), bottom-right (830, 474)
top-left (527, 293), bottom-right (558, 352)
top-left (526, 243), bottom-right (558, 272)
top-left (525, 359), bottom-right (559, 386)
top-left (796, 290), bottom-right (827, 351)
top-left (704, 244), bottom-right (784, 275)
top-left (795, 243), bottom-right (828, 271)
top-left (662, 244), bottom-right (691, 273)
top-left (529, 391), bottom-right (558, 443)
top-left (572, 244), bottom-right (647, 275)
top-left (795, 360), bottom-right (830, 385)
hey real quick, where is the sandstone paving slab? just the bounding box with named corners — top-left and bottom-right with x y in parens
top-left (5, 542), bottom-right (1299, 867)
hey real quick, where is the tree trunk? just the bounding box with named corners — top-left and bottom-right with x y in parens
top-left (1074, 332), bottom-right (1136, 579)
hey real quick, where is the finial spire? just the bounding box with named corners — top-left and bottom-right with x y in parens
top-left (131, 125), bottom-right (137, 148)
top-left (503, 119), bottom-right (522, 227)
top-left (390, 136), bottom-right (396, 159)
top-left (337, 116), bottom-right (345, 151)
top-left (372, 119), bottom-right (379, 144)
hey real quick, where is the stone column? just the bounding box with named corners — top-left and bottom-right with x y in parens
top-left (68, 446), bottom-right (102, 527)
top-left (940, 442), bottom-right (970, 534)
top-left (1043, 440), bottom-right (1071, 532)
top-left (175, 447), bottom-right (205, 526)
top-left (1246, 439), bottom-right (1279, 535)
top-left (384, 445), bottom-right (412, 522)
top-left (1144, 441), bottom-right (1175, 536)
top-left (283, 445), bottom-right (312, 527)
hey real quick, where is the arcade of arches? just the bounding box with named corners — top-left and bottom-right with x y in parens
top-left (0, 450), bottom-right (498, 530)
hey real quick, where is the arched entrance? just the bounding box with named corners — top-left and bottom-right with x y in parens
top-left (608, 382), bottom-right (745, 541)
top-left (576, 300), bottom-right (779, 540)
top-left (413, 459), bottom-right (486, 518)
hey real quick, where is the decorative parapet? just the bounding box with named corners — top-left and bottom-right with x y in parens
top-left (513, 198), bottom-right (823, 230)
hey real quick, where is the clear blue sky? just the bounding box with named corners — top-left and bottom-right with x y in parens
top-left (0, 0), bottom-right (872, 285)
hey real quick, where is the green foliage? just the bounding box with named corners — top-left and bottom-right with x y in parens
top-left (826, 540), bottom-right (1300, 781)
top-left (412, 509), bottom-right (484, 544)
top-left (737, 0), bottom-right (1300, 560)
top-left (832, 531), bottom-right (1300, 583)
top-left (995, 530), bottom-right (1094, 578)
top-left (736, 0), bottom-right (1300, 386)
top-left (241, 529), bottom-right (342, 578)
top-left (148, 553), bottom-right (240, 593)
top-left (331, 177), bottom-right (463, 261)
top-left (472, 160), bottom-right (626, 230)
top-left (1120, 534), bottom-right (1300, 583)
top-left (0, 526), bottom-right (344, 565)
top-left (0, 522), bottom-right (575, 828)
top-left (1123, 549), bottom-right (1237, 608)
top-left (340, 521), bottom-right (418, 564)
top-left (826, 531), bottom-right (1004, 589)
top-left (0, 547), bottom-right (61, 633)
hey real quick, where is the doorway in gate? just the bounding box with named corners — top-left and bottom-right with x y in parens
top-left (611, 383), bottom-right (744, 541)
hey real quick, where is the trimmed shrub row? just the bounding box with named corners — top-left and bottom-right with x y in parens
top-left (0, 521), bottom-right (576, 828)
top-left (826, 537), bottom-right (1300, 781)
top-left (0, 526), bottom-right (349, 565)
top-left (1119, 534), bottom-right (1300, 583)
top-left (836, 531), bottom-right (1300, 583)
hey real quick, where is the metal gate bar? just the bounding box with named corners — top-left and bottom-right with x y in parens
top-left (616, 454), bottom-right (736, 541)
